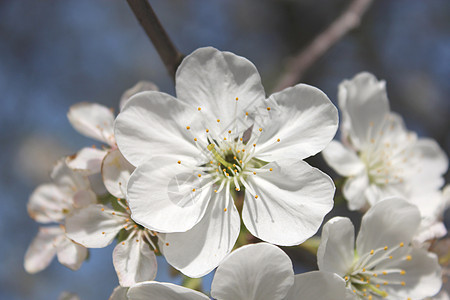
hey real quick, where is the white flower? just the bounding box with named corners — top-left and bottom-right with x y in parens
top-left (25, 159), bottom-right (94, 273)
top-left (66, 81), bottom-right (157, 197)
top-left (323, 72), bottom-right (448, 211)
top-left (65, 201), bottom-right (158, 287)
top-left (318, 198), bottom-right (442, 299)
top-left (126, 243), bottom-right (347, 300)
top-left (114, 47), bottom-right (338, 277)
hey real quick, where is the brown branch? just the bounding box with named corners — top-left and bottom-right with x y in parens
top-left (127, 0), bottom-right (184, 81)
top-left (274, 0), bottom-right (373, 92)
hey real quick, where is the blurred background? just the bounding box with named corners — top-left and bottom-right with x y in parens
top-left (1, 0), bottom-right (449, 299)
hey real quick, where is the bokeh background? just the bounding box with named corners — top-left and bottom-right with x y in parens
top-left (1, 0), bottom-right (449, 299)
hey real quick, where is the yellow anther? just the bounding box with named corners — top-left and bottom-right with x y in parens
top-left (255, 195), bottom-right (258, 199)
top-left (223, 137), bottom-right (227, 140)
top-left (362, 268), bottom-right (366, 272)
top-left (373, 273), bottom-right (378, 277)
top-left (242, 149), bottom-right (245, 152)
top-left (399, 242), bottom-right (404, 247)
top-left (376, 284), bottom-right (380, 288)
top-left (239, 160), bottom-right (242, 163)
top-left (125, 218), bottom-right (130, 222)
top-left (240, 138), bottom-right (243, 141)
top-left (210, 161), bottom-right (213, 164)
top-left (406, 255), bottom-right (412, 261)
top-left (382, 271), bottom-right (387, 275)
top-left (253, 172), bottom-right (256, 175)
top-left (206, 129), bottom-right (209, 133)
top-left (344, 276), bottom-right (349, 281)
top-left (134, 224), bottom-right (138, 228)
top-left (370, 249), bottom-right (374, 255)
top-left (198, 174), bottom-right (201, 177)
top-left (215, 169), bottom-right (219, 172)
top-left (217, 119), bottom-right (220, 123)
top-left (192, 188), bottom-right (196, 192)
top-left (224, 208), bottom-right (227, 212)
top-left (383, 282), bottom-right (388, 285)
top-left (198, 107), bottom-right (201, 111)
top-left (277, 138), bottom-right (280, 142)
top-left (228, 130), bottom-right (231, 134)
top-left (237, 150), bottom-right (240, 153)
top-left (259, 128), bottom-right (262, 132)
top-left (226, 173), bottom-right (229, 177)
top-left (233, 156), bottom-right (237, 160)
top-left (102, 232), bottom-right (105, 234)
top-left (177, 160), bottom-right (181, 164)
top-left (400, 270), bottom-right (406, 275)
top-left (267, 107), bottom-right (271, 111)
top-left (101, 208), bottom-right (105, 211)
top-left (245, 112), bottom-right (249, 116)
top-left (165, 242), bottom-right (169, 246)
top-left (235, 188), bottom-right (239, 191)
top-left (353, 290), bottom-right (356, 293)
top-left (235, 97), bottom-right (239, 101)
top-left (269, 168), bottom-right (273, 171)
top-left (253, 143), bottom-right (256, 147)
top-left (122, 242), bottom-right (125, 245)
top-left (186, 126), bottom-right (190, 130)
top-left (389, 255), bottom-right (393, 259)
top-left (136, 239), bottom-right (139, 242)
top-left (401, 281), bottom-right (406, 286)
top-left (384, 246), bottom-right (388, 250)
top-left (194, 138), bottom-right (197, 141)
top-left (214, 189), bottom-right (217, 193)
top-left (112, 212), bottom-right (115, 215)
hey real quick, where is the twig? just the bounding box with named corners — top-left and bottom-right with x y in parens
top-left (274, 0), bottom-right (373, 92)
top-left (127, 0), bottom-right (184, 81)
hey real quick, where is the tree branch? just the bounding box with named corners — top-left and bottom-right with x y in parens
top-left (274, 0), bottom-right (373, 92)
top-left (127, 0), bottom-right (184, 81)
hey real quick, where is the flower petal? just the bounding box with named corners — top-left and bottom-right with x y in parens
top-left (383, 248), bottom-right (442, 299)
top-left (113, 233), bottom-right (157, 287)
top-left (109, 286), bottom-right (128, 300)
top-left (285, 271), bottom-right (347, 300)
top-left (65, 204), bottom-right (126, 248)
top-left (56, 235), bottom-right (88, 271)
top-left (255, 84), bottom-right (338, 160)
top-left (127, 282), bottom-right (209, 300)
top-left (120, 80), bottom-right (159, 111)
top-left (102, 149), bottom-right (135, 199)
top-left (127, 157), bottom-right (212, 233)
top-left (342, 172), bottom-right (369, 211)
top-left (356, 198), bottom-right (421, 254)
top-left (24, 226), bottom-right (61, 273)
top-left (242, 160), bottom-right (334, 246)
top-left (322, 141), bottom-right (365, 176)
top-left (67, 102), bottom-right (115, 146)
top-left (27, 183), bottom-right (71, 223)
top-left (211, 243), bottom-right (294, 300)
top-left (72, 189), bottom-right (97, 208)
top-left (317, 217), bottom-right (355, 276)
top-left (162, 189), bottom-right (240, 278)
top-left (115, 91), bottom-right (199, 166)
top-left (66, 147), bottom-right (108, 175)
top-left (51, 159), bottom-right (90, 192)
top-left (175, 47), bottom-right (266, 127)
top-left (338, 72), bottom-right (390, 149)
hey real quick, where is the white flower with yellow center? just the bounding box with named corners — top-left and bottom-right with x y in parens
top-left (322, 72), bottom-right (448, 212)
top-left (318, 198), bottom-right (442, 299)
top-left (114, 47), bottom-right (338, 277)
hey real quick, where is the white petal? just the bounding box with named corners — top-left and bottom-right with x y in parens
top-left (56, 235), bottom-right (88, 271)
top-left (322, 141), bottom-right (364, 176)
top-left (384, 248), bottom-right (442, 299)
top-left (28, 183), bottom-right (71, 223)
top-left (67, 102), bottom-right (116, 146)
top-left (162, 190), bottom-right (240, 278)
top-left (284, 271), bottom-right (347, 300)
top-left (211, 243), bottom-right (294, 300)
top-left (66, 147), bottom-right (108, 175)
top-left (109, 286), bottom-right (128, 300)
top-left (51, 159), bottom-right (91, 191)
top-left (127, 282), bottom-right (209, 300)
top-left (102, 149), bottom-right (135, 199)
top-left (24, 226), bottom-right (61, 273)
top-left (175, 47), bottom-right (266, 127)
top-left (356, 198), bottom-right (421, 254)
top-left (338, 72), bottom-right (390, 149)
top-left (65, 204), bottom-right (126, 248)
top-left (256, 84), bottom-right (338, 160)
top-left (242, 160), bottom-right (335, 246)
top-left (127, 157), bottom-right (212, 233)
top-left (113, 234), bottom-right (157, 287)
top-left (342, 173), bottom-right (369, 211)
top-left (115, 91), bottom-right (199, 167)
top-left (317, 217), bottom-right (355, 276)
top-left (72, 189), bottom-right (97, 208)
top-left (120, 81), bottom-right (159, 111)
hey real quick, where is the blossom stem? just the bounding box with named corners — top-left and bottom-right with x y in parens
top-left (126, 0), bottom-right (184, 81)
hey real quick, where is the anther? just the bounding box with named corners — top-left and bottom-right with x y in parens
top-left (122, 242), bottom-right (125, 245)
top-left (206, 129), bottom-right (209, 133)
top-left (253, 172), bottom-right (256, 175)
top-left (177, 160), bottom-right (181, 164)
top-left (228, 130), bottom-right (231, 134)
top-left (186, 126), bottom-right (190, 130)
top-left (384, 246), bottom-right (388, 250)
top-left (112, 212), bottom-right (115, 215)
top-left (224, 208), bottom-right (227, 212)
top-left (255, 195), bottom-right (258, 199)
top-left (259, 128), bottom-right (262, 132)
top-left (406, 255), bottom-right (412, 261)
top-left (399, 242), bottom-right (404, 247)
top-left (344, 276), bottom-right (349, 281)
top-left (194, 138), bottom-right (197, 141)
top-left (277, 138), bottom-right (280, 142)
top-left (269, 168), bottom-right (273, 171)
top-left (214, 190), bottom-right (217, 193)
top-left (223, 137), bottom-right (227, 140)
top-left (165, 243), bottom-right (169, 246)
top-left (101, 208), bottom-right (105, 211)
top-left (217, 119), bottom-right (220, 123)
top-left (136, 239), bottom-right (139, 242)
top-left (267, 107), bottom-right (271, 111)
top-left (400, 270), bottom-right (406, 275)
top-left (198, 107), bottom-right (201, 111)
top-left (102, 232), bottom-right (105, 234)
top-left (253, 144), bottom-right (256, 147)
top-left (401, 281), bottom-right (405, 286)
top-left (192, 188), bottom-right (196, 192)
top-left (370, 249), bottom-right (374, 255)
top-left (245, 112), bottom-right (249, 116)
top-left (235, 97), bottom-right (239, 101)
top-left (198, 174), bottom-right (201, 177)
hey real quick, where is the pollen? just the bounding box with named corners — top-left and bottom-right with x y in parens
top-left (370, 249), bottom-right (374, 255)
top-left (102, 232), bottom-right (105, 234)
top-left (206, 129), bottom-right (209, 133)
top-left (235, 188), bottom-right (239, 191)
top-left (217, 119), bottom-right (220, 123)
top-left (253, 172), bottom-right (256, 175)
top-left (194, 138), bottom-right (197, 141)
top-left (245, 112), bottom-right (249, 116)
top-left (240, 138), bottom-right (243, 141)
top-left (198, 174), bottom-right (201, 177)
top-left (112, 212), bottom-right (115, 215)
top-left (198, 107), bottom-right (201, 111)
top-left (253, 144), bottom-right (256, 147)
top-left (259, 128), bottom-right (262, 132)
top-left (269, 168), bottom-right (273, 171)
top-left (122, 242), bottom-right (125, 245)
top-left (383, 282), bottom-right (388, 285)
top-left (267, 107), bottom-right (271, 111)
top-left (344, 276), bottom-right (349, 281)
top-left (223, 137), bottom-right (227, 140)
top-left (382, 271), bottom-right (387, 275)
top-left (192, 188), bottom-right (196, 192)
top-left (235, 97), bottom-right (239, 101)
top-left (228, 130), bottom-right (231, 134)
top-left (165, 243), bottom-right (169, 246)
top-left (214, 190), bottom-right (217, 193)
top-left (224, 208), bottom-right (227, 212)
top-left (186, 126), bottom-right (190, 130)
top-left (400, 270), bottom-right (406, 275)
top-left (277, 138), bottom-right (280, 142)
top-left (406, 255), bottom-right (412, 261)
top-left (255, 195), bottom-right (258, 199)
top-left (384, 246), bottom-right (388, 250)
top-left (136, 239), bottom-right (139, 242)
top-left (399, 242), bottom-right (404, 247)
top-left (401, 281), bottom-right (406, 286)
top-left (101, 208), bottom-right (105, 211)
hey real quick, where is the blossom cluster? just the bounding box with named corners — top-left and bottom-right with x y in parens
top-left (25, 47), bottom-right (449, 299)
